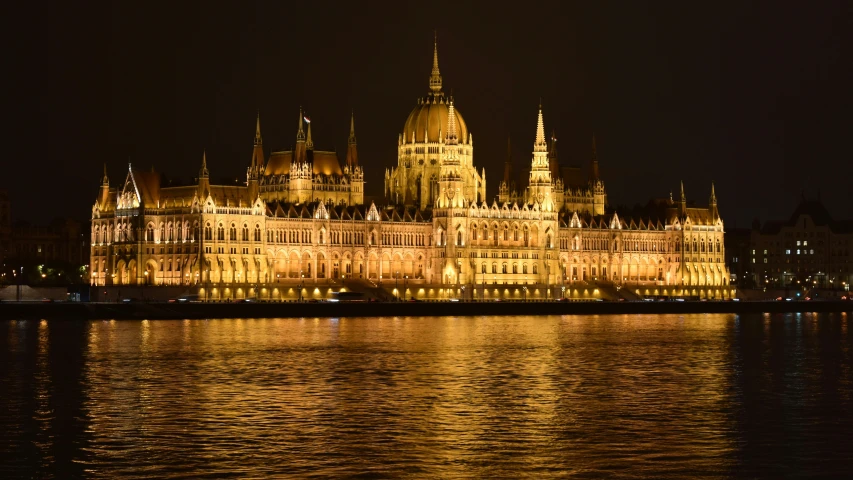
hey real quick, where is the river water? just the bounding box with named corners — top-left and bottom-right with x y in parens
top-left (2, 313), bottom-right (852, 479)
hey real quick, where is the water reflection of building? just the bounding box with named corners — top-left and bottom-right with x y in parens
top-left (749, 198), bottom-right (853, 289)
top-left (88, 36), bottom-right (730, 298)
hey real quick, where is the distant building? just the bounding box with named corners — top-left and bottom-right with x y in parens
top-left (750, 198), bottom-right (853, 289)
top-left (0, 190), bottom-right (87, 272)
top-left (9, 218), bottom-right (86, 266)
top-left (725, 228), bottom-right (752, 288)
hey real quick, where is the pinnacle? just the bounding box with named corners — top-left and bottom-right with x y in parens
top-left (429, 33), bottom-right (442, 93)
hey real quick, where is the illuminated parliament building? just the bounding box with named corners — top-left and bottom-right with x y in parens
top-left (89, 39), bottom-right (730, 299)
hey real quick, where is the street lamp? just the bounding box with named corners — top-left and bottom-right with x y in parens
top-left (143, 270), bottom-right (149, 301)
top-left (395, 271), bottom-right (399, 301)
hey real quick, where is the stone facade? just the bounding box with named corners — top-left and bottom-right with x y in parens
top-left (89, 37), bottom-right (730, 299)
top-left (749, 198), bottom-right (853, 290)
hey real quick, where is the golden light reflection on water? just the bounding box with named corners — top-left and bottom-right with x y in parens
top-left (3, 314), bottom-right (853, 478)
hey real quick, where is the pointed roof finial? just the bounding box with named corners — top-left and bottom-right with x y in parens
top-left (296, 106), bottom-right (305, 141)
top-left (446, 98), bottom-right (458, 144)
top-left (429, 32), bottom-right (442, 93)
top-left (348, 110), bottom-right (356, 144)
top-left (254, 110), bottom-right (262, 146)
top-left (710, 181), bottom-right (717, 204)
top-left (101, 163), bottom-right (109, 185)
top-left (534, 103), bottom-right (547, 152)
top-left (306, 117), bottom-right (313, 150)
top-left (200, 150), bottom-right (209, 178)
top-left (680, 180), bottom-right (686, 202)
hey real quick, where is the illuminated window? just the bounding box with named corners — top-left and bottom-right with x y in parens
top-left (763, 258), bottom-right (768, 263)
top-left (803, 241), bottom-right (808, 246)
top-left (785, 249), bottom-right (791, 255)
top-left (797, 241), bottom-right (801, 246)
top-left (797, 249), bottom-right (801, 255)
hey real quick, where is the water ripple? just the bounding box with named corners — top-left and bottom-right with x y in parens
top-left (2, 313), bottom-right (852, 478)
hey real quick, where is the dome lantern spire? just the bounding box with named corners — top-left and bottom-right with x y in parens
top-left (429, 31), bottom-right (442, 93)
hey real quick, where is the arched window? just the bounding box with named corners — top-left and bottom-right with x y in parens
top-left (492, 263), bottom-right (497, 274)
top-left (230, 224), bottom-right (237, 241)
top-left (439, 231), bottom-right (445, 246)
top-left (512, 264), bottom-right (518, 274)
top-left (254, 225), bottom-right (261, 242)
top-left (204, 223), bottom-right (212, 241)
top-left (502, 263), bottom-right (508, 274)
top-left (217, 224), bottom-right (225, 241)
top-left (522, 264), bottom-right (528, 274)
top-left (457, 231), bottom-right (463, 246)
top-left (546, 234), bottom-right (552, 248)
top-left (146, 225), bottom-right (155, 242)
top-left (503, 227), bottom-right (508, 241)
top-left (513, 226), bottom-right (519, 241)
top-left (533, 264), bottom-right (538, 274)
top-left (242, 224), bottom-right (249, 241)
top-left (319, 230), bottom-right (325, 244)
top-left (481, 263), bottom-right (486, 274)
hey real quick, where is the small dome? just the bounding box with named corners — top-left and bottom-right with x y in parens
top-left (402, 93), bottom-right (468, 144)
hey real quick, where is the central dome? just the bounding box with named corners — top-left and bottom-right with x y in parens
top-left (402, 93), bottom-right (468, 144)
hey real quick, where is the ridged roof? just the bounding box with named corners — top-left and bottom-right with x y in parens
top-left (264, 150), bottom-right (344, 176)
top-left (402, 93), bottom-right (468, 144)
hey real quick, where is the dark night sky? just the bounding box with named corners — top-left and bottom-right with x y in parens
top-left (8, 1), bottom-right (852, 227)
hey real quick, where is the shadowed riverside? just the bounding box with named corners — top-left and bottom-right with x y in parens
top-left (0, 300), bottom-right (850, 320)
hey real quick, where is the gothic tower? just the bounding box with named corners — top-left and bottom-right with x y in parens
top-left (526, 104), bottom-right (554, 211)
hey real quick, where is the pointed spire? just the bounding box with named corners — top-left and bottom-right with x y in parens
top-left (306, 118), bottom-right (313, 150)
top-left (346, 111), bottom-right (359, 168)
top-left (446, 98), bottom-right (458, 144)
top-left (590, 133), bottom-right (600, 181)
top-left (251, 112), bottom-right (266, 172)
top-left (429, 31), bottom-right (443, 93)
top-left (534, 103), bottom-right (547, 152)
top-left (101, 163), bottom-right (109, 186)
top-left (254, 110), bottom-right (262, 146)
top-left (296, 106), bottom-right (305, 142)
top-left (199, 150), bottom-right (209, 178)
top-left (710, 182), bottom-right (717, 204)
top-left (680, 181), bottom-right (685, 202)
top-left (503, 136), bottom-right (513, 183)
